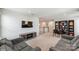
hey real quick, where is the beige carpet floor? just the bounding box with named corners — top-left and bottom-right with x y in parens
top-left (26, 32), bottom-right (61, 51)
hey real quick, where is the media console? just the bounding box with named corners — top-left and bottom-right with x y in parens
top-left (20, 32), bottom-right (36, 39)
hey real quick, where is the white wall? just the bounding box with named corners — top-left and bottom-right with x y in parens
top-left (74, 18), bottom-right (79, 36)
top-left (1, 14), bottom-right (39, 39)
top-left (0, 9), bottom-right (2, 37)
top-left (0, 15), bottom-right (1, 37)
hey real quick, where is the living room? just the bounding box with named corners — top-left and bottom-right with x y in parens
top-left (0, 8), bottom-right (79, 51)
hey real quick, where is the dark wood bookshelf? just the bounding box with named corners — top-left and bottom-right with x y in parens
top-left (68, 20), bottom-right (74, 36)
top-left (55, 20), bottom-right (74, 36)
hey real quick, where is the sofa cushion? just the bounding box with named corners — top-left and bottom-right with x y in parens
top-left (70, 35), bottom-right (79, 44)
top-left (54, 39), bottom-right (72, 51)
top-left (62, 38), bottom-right (71, 44)
top-left (14, 41), bottom-right (29, 50)
top-left (0, 38), bottom-right (13, 48)
top-left (71, 39), bottom-right (79, 50)
top-left (0, 45), bottom-right (13, 51)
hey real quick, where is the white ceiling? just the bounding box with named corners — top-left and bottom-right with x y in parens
top-left (2, 8), bottom-right (79, 21)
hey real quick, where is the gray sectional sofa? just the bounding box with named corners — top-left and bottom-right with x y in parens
top-left (49, 35), bottom-right (79, 51)
top-left (0, 38), bottom-right (41, 51)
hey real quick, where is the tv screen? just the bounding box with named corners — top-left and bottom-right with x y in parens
top-left (22, 21), bottom-right (33, 28)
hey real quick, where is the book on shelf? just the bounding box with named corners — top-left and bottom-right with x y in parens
top-left (69, 22), bottom-right (74, 25)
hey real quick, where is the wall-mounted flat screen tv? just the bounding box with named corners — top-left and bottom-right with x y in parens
top-left (22, 21), bottom-right (33, 28)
